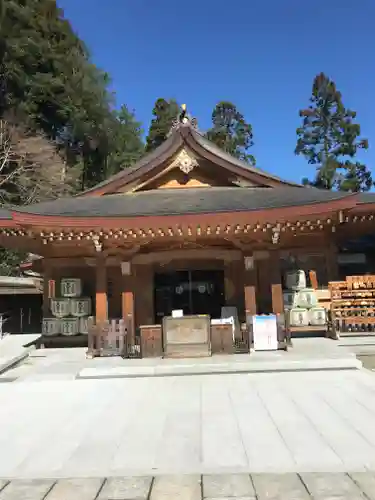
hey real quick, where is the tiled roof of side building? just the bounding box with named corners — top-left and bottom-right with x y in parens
top-left (14, 186), bottom-right (354, 218)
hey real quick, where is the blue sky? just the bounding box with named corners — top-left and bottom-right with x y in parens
top-left (58, 0), bottom-right (375, 184)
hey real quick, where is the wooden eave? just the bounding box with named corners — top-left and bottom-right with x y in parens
top-left (80, 132), bottom-right (184, 196)
top-left (349, 202), bottom-right (375, 214)
top-left (9, 194), bottom-right (358, 230)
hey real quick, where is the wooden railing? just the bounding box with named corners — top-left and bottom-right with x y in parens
top-left (87, 316), bottom-right (140, 358)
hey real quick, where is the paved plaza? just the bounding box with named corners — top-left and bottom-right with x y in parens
top-left (2, 366), bottom-right (375, 479)
top-left (1, 472), bottom-right (375, 499)
top-left (2, 344), bottom-right (375, 497)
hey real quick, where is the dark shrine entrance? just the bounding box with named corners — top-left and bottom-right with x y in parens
top-left (154, 269), bottom-right (225, 323)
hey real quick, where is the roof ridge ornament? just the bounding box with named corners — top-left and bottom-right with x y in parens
top-left (169, 104), bottom-right (198, 135)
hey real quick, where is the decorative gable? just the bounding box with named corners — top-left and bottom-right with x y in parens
top-left (174, 149), bottom-right (198, 174)
top-left (130, 147), bottom-right (261, 192)
top-left (79, 111), bottom-right (300, 197)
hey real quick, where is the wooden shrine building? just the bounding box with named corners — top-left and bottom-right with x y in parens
top-left (1, 108), bottom-right (375, 337)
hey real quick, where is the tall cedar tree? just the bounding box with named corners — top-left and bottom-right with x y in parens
top-left (145, 98), bottom-right (179, 152)
top-left (296, 73), bottom-right (371, 191)
top-left (0, 0), bottom-right (129, 189)
top-left (206, 102), bottom-right (255, 165)
top-left (106, 105), bottom-right (144, 176)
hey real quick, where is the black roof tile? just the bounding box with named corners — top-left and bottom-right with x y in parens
top-left (358, 192), bottom-right (375, 203)
top-left (0, 208), bottom-right (13, 220)
top-left (14, 187), bottom-right (352, 218)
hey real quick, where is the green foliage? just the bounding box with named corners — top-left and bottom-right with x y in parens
top-left (0, 0), bottom-right (147, 274)
top-left (145, 98), bottom-right (179, 152)
top-left (206, 101), bottom-right (255, 165)
top-left (1, 0), bottom-right (121, 189)
top-left (107, 105), bottom-right (144, 176)
top-left (296, 72), bottom-right (371, 191)
top-left (0, 248), bottom-right (26, 277)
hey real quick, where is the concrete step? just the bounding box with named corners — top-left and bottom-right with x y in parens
top-left (0, 334), bottom-right (41, 375)
top-left (77, 352), bottom-right (362, 380)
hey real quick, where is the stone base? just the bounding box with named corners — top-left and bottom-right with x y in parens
top-left (164, 343), bottom-right (211, 358)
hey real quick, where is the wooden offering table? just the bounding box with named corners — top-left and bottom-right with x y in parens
top-left (162, 315), bottom-right (211, 358)
top-left (210, 322), bottom-right (234, 354)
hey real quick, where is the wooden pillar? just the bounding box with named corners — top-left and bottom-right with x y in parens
top-left (325, 240), bottom-right (339, 281)
top-left (42, 260), bottom-right (53, 316)
top-left (95, 258), bottom-right (108, 322)
top-left (224, 261), bottom-right (235, 305)
top-left (270, 251), bottom-right (284, 314)
top-left (271, 284), bottom-right (284, 314)
top-left (122, 267), bottom-right (135, 340)
top-left (134, 264), bottom-right (154, 325)
top-left (224, 259), bottom-right (244, 309)
top-left (243, 255), bottom-right (257, 318)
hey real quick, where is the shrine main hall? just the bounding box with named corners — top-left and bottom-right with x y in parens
top-left (1, 110), bottom-right (375, 337)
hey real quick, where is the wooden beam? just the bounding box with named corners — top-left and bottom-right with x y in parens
top-left (132, 248), bottom-right (242, 265)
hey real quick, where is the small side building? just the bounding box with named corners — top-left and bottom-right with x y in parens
top-left (0, 276), bottom-right (42, 334)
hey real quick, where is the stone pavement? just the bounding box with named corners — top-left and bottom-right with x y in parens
top-left (0, 338), bottom-right (362, 384)
top-left (0, 334), bottom-right (41, 375)
top-left (1, 472), bottom-right (375, 499)
top-left (3, 369), bottom-right (375, 478)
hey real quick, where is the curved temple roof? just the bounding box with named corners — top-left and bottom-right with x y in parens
top-left (1, 111), bottom-right (375, 226)
top-left (8, 187), bottom-right (362, 218)
top-left (80, 120), bottom-right (302, 196)
top-left (1, 188), bottom-right (374, 229)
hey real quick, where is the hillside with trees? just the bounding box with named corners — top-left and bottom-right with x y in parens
top-left (0, 0), bottom-right (145, 273)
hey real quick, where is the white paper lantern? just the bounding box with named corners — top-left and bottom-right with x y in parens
top-left (60, 318), bottom-right (79, 336)
top-left (42, 318), bottom-right (61, 336)
top-left (50, 298), bottom-right (70, 318)
top-left (70, 298), bottom-right (91, 317)
top-left (61, 278), bottom-right (82, 298)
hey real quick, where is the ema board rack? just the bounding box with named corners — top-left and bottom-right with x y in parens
top-left (330, 276), bottom-right (375, 337)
